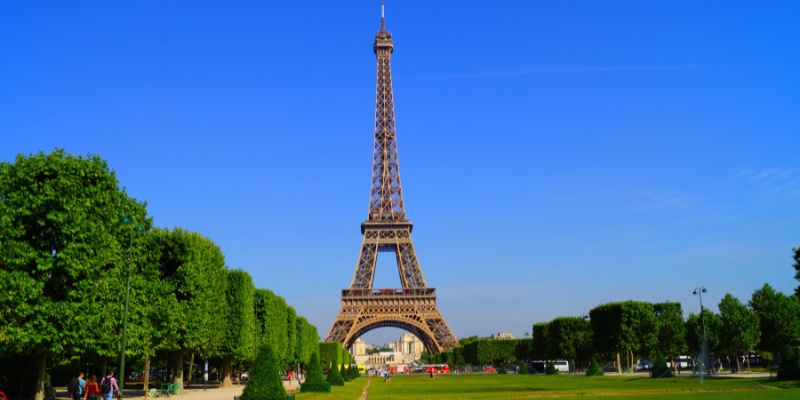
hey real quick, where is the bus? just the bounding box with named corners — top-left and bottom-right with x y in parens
top-left (551, 360), bottom-right (569, 372)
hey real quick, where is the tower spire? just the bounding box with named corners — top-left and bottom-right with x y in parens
top-left (381, 2), bottom-right (386, 32)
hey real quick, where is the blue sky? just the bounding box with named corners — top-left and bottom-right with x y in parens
top-left (2, 1), bottom-right (799, 346)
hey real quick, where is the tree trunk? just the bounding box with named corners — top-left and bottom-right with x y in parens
top-left (143, 355), bottom-right (151, 398)
top-left (35, 352), bottom-right (48, 400)
top-left (187, 353), bottom-right (195, 385)
top-left (672, 356), bottom-right (678, 374)
top-left (747, 353), bottom-right (752, 373)
top-left (220, 356), bottom-right (233, 388)
top-left (628, 350), bottom-right (633, 372)
top-left (101, 356), bottom-right (108, 378)
top-left (173, 351), bottom-right (184, 394)
top-left (616, 352), bottom-right (622, 374)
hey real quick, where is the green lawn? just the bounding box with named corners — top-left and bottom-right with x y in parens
top-left (292, 379), bottom-right (369, 400)
top-left (294, 373), bottom-right (800, 400)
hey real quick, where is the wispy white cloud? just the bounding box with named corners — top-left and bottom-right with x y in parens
top-left (629, 187), bottom-right (693, 212)
top-left (603, 187), bottom-right (692, 213)
top-left (407, 64), bottom-right (763, 82)
top-left (671, 241), bottom-right (767, 264)
top-left (717, 165), bottom-right (800, 203)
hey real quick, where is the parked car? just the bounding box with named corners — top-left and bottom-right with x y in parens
top-left (634, 360), bottom-right (652, 371)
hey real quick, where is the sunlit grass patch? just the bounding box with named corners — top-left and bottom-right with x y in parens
top-left (360, 373), bottom-right (800, 400)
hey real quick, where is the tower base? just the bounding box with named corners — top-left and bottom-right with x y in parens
top-left (325, 287), bottom-right (459, 353)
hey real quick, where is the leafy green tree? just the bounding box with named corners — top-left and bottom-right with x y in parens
top-left (793, 247), bottom-right (800, 298)
top-left (452, 346), bottom-right (466, 368)
top-left (653, 302), bottom-right (687, 373)
top-left (777, 346), bottom-right (800, 380)
top-left (685, 308), bottom-right (721, 372)
top-left (749, 283), bottom-right (800, 358)
top-left (240, 345), bottom-right (287, 400)
top-left (285, 306), bottom-right (297, 369)
top-left (0, 149), bottom-right (149, 400)
top-left (419, 351), bottom-right (430, 364)
top-left (462, 339), bottom-right (516, 367)
top-left (589, 301), bottom-right (658, 372)
top-left (318, 342), bottom-right (340, 368)
top-left (130, 228), bottom-right (183, 393)
top-left (254, 290), bottom-right (290, 368)
top-left (457, 336), bottom-right (481, 347)
top-left (339, 346), bottom-right (351, 368)
top-left (299, 352), bottom-right (328, 393)
top-left (514, 338), bottom-right (533, 363)
top-left (718, 293), bottom-right (760, 372)
top-left (531, 323), bottom-right (550, 361)
top-left (294, 316), bottom-right (318, 370)
top-left (547, 317), bottom-right (592, 370)
top-left (152, 228), bottom-right (227, 390)
top-left (221, 269), bottom-right (257, 386)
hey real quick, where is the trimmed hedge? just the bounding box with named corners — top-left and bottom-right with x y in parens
top-left (319, 342), bottom-right (341, 367)
top-left (586, 357), bottom-right (604, 376)
top-left (300, 353), bottom-right (330, 393)
top-left (326, 361), bottom-right (344, 386)
top-left (240, 345), bottom-right (287, 400)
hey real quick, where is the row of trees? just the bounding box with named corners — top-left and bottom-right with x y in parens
top-left (0, 150), bottom-right (319, 400)
top-left (427, 283), bottom-right (799, 377)
top-left (583, 283), bottom-right (799, 373)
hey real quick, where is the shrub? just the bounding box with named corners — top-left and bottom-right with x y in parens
top-left (326, 361), bottom-right (344, 386)
top-left (240, 345), bottom-right (287, 400)
top-left (586, 358), bottom-right (603, 377)
top-left (340, 362), bottom-right (350, 382)
top-left (300, 352), bottom-right (330, 393)
top-left (517, 360), bottom-right (529, 375)
top-left (651, 354), bottom-right (673, 378)
top-left (347, 364), bottom-right (358, 379)
top-left (546, 362), bottom-right (558, 375)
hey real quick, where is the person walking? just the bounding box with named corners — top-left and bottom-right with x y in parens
top-left (83, 375), bottom-right (99, 400)
top-left (100, 371), bottom-right (120, 400)
top-left (70, 372), bottom-right (86, 400)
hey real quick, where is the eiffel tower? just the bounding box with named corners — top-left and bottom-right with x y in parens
top-left (324, 4), bottom-right (459, 354)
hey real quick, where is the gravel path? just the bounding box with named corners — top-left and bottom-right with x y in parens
top-left (53, 381), bottom-right (301, 400)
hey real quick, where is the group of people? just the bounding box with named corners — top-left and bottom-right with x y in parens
top-left (69, 371), bottom-right (121, 400)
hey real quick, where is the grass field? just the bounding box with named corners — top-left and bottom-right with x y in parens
top-left (294, 373), bottom-right (800, 400)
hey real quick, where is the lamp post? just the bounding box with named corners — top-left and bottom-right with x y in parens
top-left (693, 286), bottom-right (708, 385)
top-left (296, 320), bottom-right (303, 382)
top-left (120, 216), bottom-right (144, 399)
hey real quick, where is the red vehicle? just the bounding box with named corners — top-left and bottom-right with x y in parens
top-left (422, 364), bottom-right (450, 373)
top-left (388, 365), bottom-right (408, 374)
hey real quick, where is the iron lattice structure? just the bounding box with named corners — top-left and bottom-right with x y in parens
top-left (324, 6), bottom-right (459, 354)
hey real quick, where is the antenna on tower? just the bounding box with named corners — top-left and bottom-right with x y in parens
top-left (381, 2), bottom-right (386, 31)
